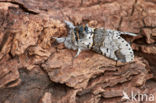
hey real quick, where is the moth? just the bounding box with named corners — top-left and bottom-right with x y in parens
top-left (53, 20), bottom-right (137, 63)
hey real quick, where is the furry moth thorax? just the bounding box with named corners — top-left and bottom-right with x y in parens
top-left (53, 20), bottom-right (137, 63)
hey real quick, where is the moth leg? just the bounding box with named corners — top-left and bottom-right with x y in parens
top-left (115, 60), bottom-right (118, 66)
top-left (119, 32), bottom-right (137, 36)
top-left (107, 29), bottom-right (137, 37)
top-left (74, 48), bottom-right (81, 57)
top-left (52, 37), bottom-right (65, 43)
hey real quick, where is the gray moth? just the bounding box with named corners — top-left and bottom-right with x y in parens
top-left (53, 20), bottom-right (137, 63)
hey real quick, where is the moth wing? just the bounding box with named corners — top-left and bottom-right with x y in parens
top-left (100, 46), bottom-right (118, 61)
top-left (100, 36), bottom-right (118, 61)
top-left (100, 32), bottom-right (134, 62)
top-left (115, 38), bottom-right (134, 62)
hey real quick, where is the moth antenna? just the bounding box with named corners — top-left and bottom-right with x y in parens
top-left (64, 20), bottom-right (75, 29)
top-left (115, 61), bottom-right (118, 66)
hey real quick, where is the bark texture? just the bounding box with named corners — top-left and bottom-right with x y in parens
top-left (0, 0), bottom-right (156, 103)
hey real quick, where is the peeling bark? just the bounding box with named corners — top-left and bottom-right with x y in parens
top-left (0, 0), bottom-right (156, 103)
